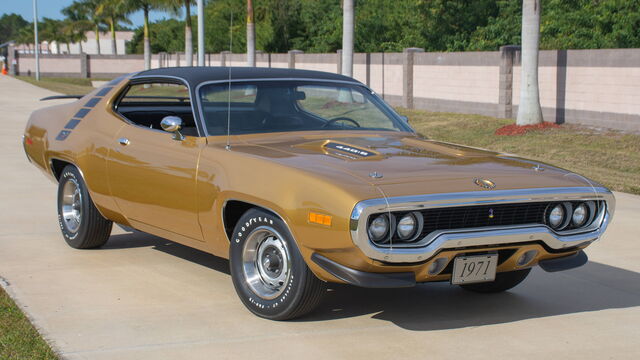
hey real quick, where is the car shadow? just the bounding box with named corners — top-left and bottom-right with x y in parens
top-left (101, 231), bottom-right (640, 331)
top-left (304, 261), bottom-right (640, 330)
top-left (103, 231), bottom-right (231, 276)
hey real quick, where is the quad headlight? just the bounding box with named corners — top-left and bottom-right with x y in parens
top-left (572, 203), bottom-right (588, 227)
top-left (547, 201), bottom-right (598, 231)
top-left (548, 204), bottom-right (566, 229)
top-left (368, 212), bottom-right (423, 245)
top-left (397, 213), bottom-right (417, 239)
top-left (368, 214), bottom-right (390, 243)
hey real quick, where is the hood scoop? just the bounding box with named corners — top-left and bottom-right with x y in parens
top-left (293, 139), bottom-right (382, 161)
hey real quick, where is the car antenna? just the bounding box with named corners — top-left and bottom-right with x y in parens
top-left (225, 8), bottom-right (233, 151)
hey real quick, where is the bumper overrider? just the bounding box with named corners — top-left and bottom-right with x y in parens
top-left (312, 187), bottom-right (615, 288)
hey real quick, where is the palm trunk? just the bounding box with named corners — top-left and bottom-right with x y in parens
top-left (66, 42), bottom-right (71, 54)
top-left (185, 0), bottom-right (193, 67)
top-left (516, 0), bottom-right (543, 125)
top-left (341, 0), bottom-right (354, 77)
top-left (95, 25), bottom-right (101, 55)
top-left (110, 19), bottom-right (117, 55)
top-left (144, 6), bottom-right (151, 70)
top-left (79, 40), bottom-right (83, 54)
top-left (247, 0), bottom-right (256, 67)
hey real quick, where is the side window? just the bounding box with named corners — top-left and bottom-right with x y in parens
top-left (116, 82), bottom-right (199, 136)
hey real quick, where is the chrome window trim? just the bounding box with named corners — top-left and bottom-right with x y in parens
top-left (350, 186), bottom-right (615, 263)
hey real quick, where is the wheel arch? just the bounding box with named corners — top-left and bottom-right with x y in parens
top-left (222, 199), bottom-right (290, 242)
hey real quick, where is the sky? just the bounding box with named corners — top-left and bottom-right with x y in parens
top-left (2, 0), bottom-right (180, 28)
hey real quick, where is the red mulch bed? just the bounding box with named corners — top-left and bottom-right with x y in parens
top-left (495, 122), bottom-right (561, 136)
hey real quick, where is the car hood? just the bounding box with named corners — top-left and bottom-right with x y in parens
top-left (226, 131), bottom-right (596, 198)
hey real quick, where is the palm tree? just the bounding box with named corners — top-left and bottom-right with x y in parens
top-left (516, 0), bottom-right (543, 125)
top-left (78, 0), bottom-right (108, 55)
top-left (166, 0), bottom-right (194, 66)
top-left (125, 0), bottom-right (176, 70)
top-left (17, 26), bottom-right (34, 53)
top-left (95, 0), bottom-right (132, 55)
top-left (247, 0), bottom-right (255, 67)
top-left (342, 0), bottom-right (354, 77)
top-left (40, 18), bottom-right (65, 54)
top-left (62, 2), bottom-right (93, 54)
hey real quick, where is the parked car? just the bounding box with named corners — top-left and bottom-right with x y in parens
top-left (23, 67), bottom-right (615, 320)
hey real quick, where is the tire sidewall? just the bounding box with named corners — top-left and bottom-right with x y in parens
top-left (57, 166), bottom-right (90, 248)
top-left (229, 209), bottom-right (309, 319)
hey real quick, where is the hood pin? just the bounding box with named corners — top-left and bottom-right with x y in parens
top-left (369, 172), bottom-right (383, 179)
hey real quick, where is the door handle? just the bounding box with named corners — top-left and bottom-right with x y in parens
top-left (118, 137), bottom-right (130, 146)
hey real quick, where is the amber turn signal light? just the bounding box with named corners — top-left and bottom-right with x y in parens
top-left (309, 212), bottom-right (332, 226)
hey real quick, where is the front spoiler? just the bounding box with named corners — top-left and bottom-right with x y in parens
top-left (312, 250), bottom-right (590, 288)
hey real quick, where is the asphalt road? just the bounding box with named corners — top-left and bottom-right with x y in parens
top-left (1, 75), bottom-right (639, 360)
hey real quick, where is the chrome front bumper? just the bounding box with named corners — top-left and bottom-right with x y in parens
top-left (350, 187), bottom-right (615, 263)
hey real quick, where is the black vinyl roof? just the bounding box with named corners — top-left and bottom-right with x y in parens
top-left (133, 66), bottom-right (362, 88)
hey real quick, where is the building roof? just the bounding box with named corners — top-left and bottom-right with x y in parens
top-left (132, 66), bottom-right (361, 88)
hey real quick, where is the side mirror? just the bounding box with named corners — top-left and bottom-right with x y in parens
top-left (399, 115), bottom-right (409, 123)
top-left (160, 116), bottom-right (184, 141)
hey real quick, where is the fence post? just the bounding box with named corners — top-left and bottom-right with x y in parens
top-left (499, 45), bottom-right (520, 118)
top-left (7, 42), bottom-right (16, 75)
top-left (402, 47), bottom-right (424, 109)
top-left (336, 49), bottom-right (342, 74)
top-left (80, 53), bottom-right (89, 78)
top-left (288, 50), bottom-right (303, 69)
top-left (365, 53), bottom-right (371, 86)
top-left (221, 51), bottom-right (230, 66)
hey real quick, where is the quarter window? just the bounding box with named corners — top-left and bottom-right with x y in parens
top-left (115, 81), bottom-right (199, 136)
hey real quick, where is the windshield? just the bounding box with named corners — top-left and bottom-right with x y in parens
top-left (198, 81), bottom-right (412, 136)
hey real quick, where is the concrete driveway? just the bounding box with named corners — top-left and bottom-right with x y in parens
top-left (1, 75), bottom-right (639, 360)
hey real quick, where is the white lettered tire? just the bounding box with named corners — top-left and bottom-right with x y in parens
top-left (229, 208), bottom-right (326, 320)
top-left (57, 165), bottom-right (113, 249)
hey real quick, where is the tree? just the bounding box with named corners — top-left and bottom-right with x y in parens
top-left (95, 0), bottom-right (132, 55)
top-left (247, 0), bottom-right (255, 66)
top-left (62, 2), bottom-right (93, 54)
top-left (165, 0), bottom-right (194, 66)
top-left (125, 1), bottom-right (175, 70)
top-left (516, 0), bottom-right (543, 126)
top-left (0, 13), bottom-right (29, 45)
top-left (341, 0), bottom-right (354, 77)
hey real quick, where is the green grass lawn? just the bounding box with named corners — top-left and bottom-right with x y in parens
top-left (400, 109), bottom-right (640, 195)
top-left (17, 76), bottom-right (96, 96)
top-left (0, 287), bottom-right (58, 360)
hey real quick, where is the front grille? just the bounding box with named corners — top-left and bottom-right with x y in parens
top-left (417, 202), bottom-right (550, 238)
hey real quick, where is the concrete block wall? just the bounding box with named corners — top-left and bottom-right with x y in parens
top-left (11, 47), bottom-right (640, 131)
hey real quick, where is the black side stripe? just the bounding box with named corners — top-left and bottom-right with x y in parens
top-left (55, 130), bottom-right (71, 141)
top-left (74, 108), bottom-right (91, 119)
top-left (84, 97), bottom-right (101, 108)
top-left (95, 87), bottom-right (113, 97)
top-left (64, 119), bottom-right (81, 129)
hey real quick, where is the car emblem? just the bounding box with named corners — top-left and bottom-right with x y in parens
top-left (488, 208), bottom-right (495, 219)
top-left (474, 178), bottom-right (496, 190)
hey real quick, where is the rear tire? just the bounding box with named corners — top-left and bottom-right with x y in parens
top-left (460, 268), bottom-right (531, 293)
top-left (57, 165), bottom-right (112, 249)
top-left (229, 208), bottom-right (326, 320)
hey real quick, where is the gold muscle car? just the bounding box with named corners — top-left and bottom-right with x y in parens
top-left (23, 67), bottom-right (615, 320)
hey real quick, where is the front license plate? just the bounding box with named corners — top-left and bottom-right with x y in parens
top-left (451, 254), bottom-right (498, 285)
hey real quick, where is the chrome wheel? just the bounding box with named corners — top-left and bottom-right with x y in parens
top-left (61, 178), bottom-right (82, 233)
top-left (242, 226), bottom-right (291, 300)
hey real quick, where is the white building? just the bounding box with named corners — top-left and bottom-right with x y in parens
top-left (16, 31), bottom-right (134, 55)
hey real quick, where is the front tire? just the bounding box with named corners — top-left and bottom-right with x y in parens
top-left (460, 268), bottom-right (531, 293)
top-left (229, 208), bottom-right (326, 320)
top-left (57, 165), bottom-right (113, 249)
